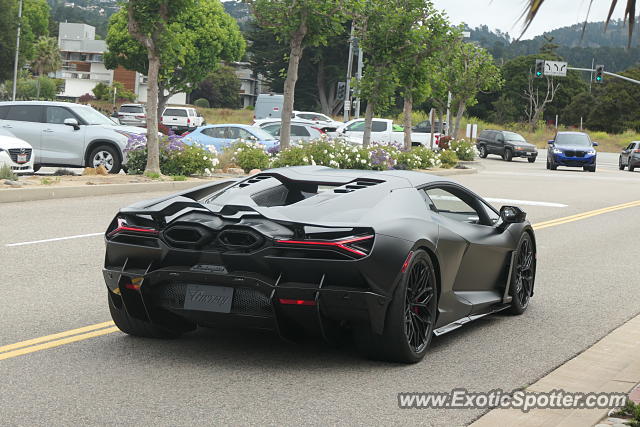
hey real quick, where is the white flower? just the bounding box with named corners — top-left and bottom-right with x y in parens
top-left (203, 156), bottom-right (208, 161)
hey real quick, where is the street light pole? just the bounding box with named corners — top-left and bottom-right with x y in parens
top-left (355, 46), bottom-right (363, 118)
top-left (343, 24), bottom-right (355, 122)
top-left (11, 0), bottom-right (24, 102)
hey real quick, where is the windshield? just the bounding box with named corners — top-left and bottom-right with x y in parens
top-left (555, 133), bottom-right (591, 146)
top-left (72, 105), bottom-right (117, 125)
top-left (251, 127), bottom-right (277, 141)
top-left (503, 132), bottom-right (526, 142)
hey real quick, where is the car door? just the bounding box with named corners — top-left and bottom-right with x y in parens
top-left (41, 106), bottom-right (87, 166)
top-left (342, 121), bottom-right (365, 139)
top-left (1, 105), bottom-right (45, 163)
top-left (423, 185), bottom-right (514, 315)
top-left (494, 132), bottom-right (506, 155)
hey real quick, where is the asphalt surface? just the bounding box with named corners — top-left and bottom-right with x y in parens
top-left (2, 152), bottom-right (640, 426)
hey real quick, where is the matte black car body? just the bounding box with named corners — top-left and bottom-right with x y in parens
top-left (103, 166), bottom-right (536, 362)
top-left (476, 130), bottom-right (538, 162)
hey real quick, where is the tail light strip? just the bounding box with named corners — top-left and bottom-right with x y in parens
top-left (275, 235), bottom-right (373, 257)
top-left (108, 218), bottom-right (158, 238)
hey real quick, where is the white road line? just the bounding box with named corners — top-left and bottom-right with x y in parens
top-left (484, 198), bottom-right (567, 208)
top-left (5, 233), bottom-right (104, 247)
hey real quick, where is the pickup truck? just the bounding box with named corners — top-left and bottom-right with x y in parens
top-left (333, 118), bottom-right (439, 147)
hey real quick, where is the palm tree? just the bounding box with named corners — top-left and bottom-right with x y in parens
top-left (523, 0), bottom-right (636, 46)
top-left (30, 37), bottom-right (62, 77)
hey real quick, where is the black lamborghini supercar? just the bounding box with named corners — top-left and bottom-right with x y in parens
top-left (103, 166), bottom-right (536, 363)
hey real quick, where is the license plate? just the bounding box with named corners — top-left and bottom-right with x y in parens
top-left (183, 284), bottom-right (233, 313)
top-left (171, 125), bottom-right (178, 129)
top-left (17, 154), bottom-right (27, 163)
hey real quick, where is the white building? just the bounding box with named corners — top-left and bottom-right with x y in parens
top-left (231, 62), bottom-right (269, 108)
top-left (56, 23), bottom-right (186, 104)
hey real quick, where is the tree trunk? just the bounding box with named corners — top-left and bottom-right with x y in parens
top-left (362, 101), bottom-right (374, 148)
top-left (145, 52), bottom-right (161, 174)
top-left (403, 94), bottom-right (413, 151)
top-left (280, 22), bottom-right (307, 150)
top-left (452, 100), bottom-right (466, 140)
top-left (317, 59), bottom-right (331, 116)
top-left (437, 110), bottom-right (444, 134)
top-left (158, 83), bottom-right (170, 123)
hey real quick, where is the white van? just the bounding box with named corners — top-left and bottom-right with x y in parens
top-left (254, 94), bottom-right (284, 120)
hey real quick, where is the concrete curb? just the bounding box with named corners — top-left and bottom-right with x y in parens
top-left (471, 312), bottom-right (640, 427)
top-left (0, 180), bottom-right (210, 204)
top-left (0, 167), bottom-right (478, 204)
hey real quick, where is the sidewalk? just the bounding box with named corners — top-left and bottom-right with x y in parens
top-left (471, 313), bottom-right (640, 426)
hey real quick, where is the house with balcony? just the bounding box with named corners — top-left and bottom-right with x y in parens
top-left (231, 62), bottom-right (269, 108)
top-left (56, 23), bottom-right (186, 104)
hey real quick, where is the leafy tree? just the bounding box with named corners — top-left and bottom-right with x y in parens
top-left (105, 0), bottom-right (245, 119)
top-left (30, 36), bottom-right (61, 76)
top-left (247, 0), bottom-right (357, 149)
top-left (106, 0), bottom-right (243, 174)
top-left (5, 73), bottom-right (62, 100)
top-left (92, 82), bottom-right (136, 102)
top-left (0, 0), bottom-right (51, 82)
top-left (190, 65), bottom-right (241, 109)
top-left (587, 67), bottom-right (640, 133)
top-left (396, 6), bottom-right (454, 150)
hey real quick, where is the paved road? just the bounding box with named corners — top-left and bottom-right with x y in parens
top-left (2, 158), bottom-right (640, 426)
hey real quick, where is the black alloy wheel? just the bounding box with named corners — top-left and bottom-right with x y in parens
top-left (478, 145), bottom-right (488, 158)
top-left (509, 233), bottom-right (535, 315)
top-left (404, 258), bottom-right (436, 354)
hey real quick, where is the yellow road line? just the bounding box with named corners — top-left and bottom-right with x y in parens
top-left (0, 321), bottom-right (115, 354)
top-left (1, 200), bottom-right (640, 362)
top-left (0, 327), bottom-right (119, 361)
top-left (533, 200), bottom-right (640, 230)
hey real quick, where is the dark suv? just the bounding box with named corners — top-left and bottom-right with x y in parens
top-left (476, 130), bottom-right (538, 162)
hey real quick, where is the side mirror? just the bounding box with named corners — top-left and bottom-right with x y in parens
top-left (547, 140), bottom-right (554, 145)
top-left (64, 118), bottom-right (80, 130)
top-left (500, 206), bottom-right (527, 225)
top-left (592, 142), bottom-right (599, 146)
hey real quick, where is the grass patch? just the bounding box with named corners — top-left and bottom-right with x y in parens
top-left (40, 177), bottom-right (60, 185)
top-left (0, 164), bottom-right (17, 181)
top-left (144, 171), bottom-right (161, 179)
top-left (198, 108), bottom-right (254, 125)
top-left (171, 175), bottom-right (187, 181)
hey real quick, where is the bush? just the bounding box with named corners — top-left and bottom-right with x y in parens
top-left (227, 141), bottom-right (270, 172)
top-left (124, 134), bottom-right (217, 176)
top-left (193, 98), bottom-right (210, 108)
top-left (411, 146), bottom-right (443, 169)
top-left (270, 145), bottom-right (310, 168)
top-left (438, 135), bottom-right (452, 150)
top-left (79, 93), bottom-right (95, 103)
top-left (0, 164), bottom-right (17, 180)
top-left (450, 139), bottom-right (476, 161)
top-left (439, 150), bottom-right (459, 169)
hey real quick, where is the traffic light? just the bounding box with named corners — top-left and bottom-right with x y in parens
top-left (336, 82), bottom-right (346, 101)
top-left (535, 59), bottom-right (545, 78)
top-left (594, 65), bottom-right (604, 83)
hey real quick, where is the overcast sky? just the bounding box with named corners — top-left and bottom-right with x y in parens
top-left (431, 0), bottom-right (629, 39)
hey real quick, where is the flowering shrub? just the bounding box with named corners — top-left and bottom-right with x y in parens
top-left (228, 140), bottom-right (270, 172)
top-left (439, 150), bottom-right (459, 169)
top-left (438, 135), bottom-right (453, 150)
top-left (450, 139), bottom-right (476, 161)
top-left (124, 134), bottom-right (215, 176)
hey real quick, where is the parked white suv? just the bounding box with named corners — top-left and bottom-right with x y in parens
top-left (0, 101), bottom-right (148, 174)
top-left (161, 106), bottom-right (204, 134)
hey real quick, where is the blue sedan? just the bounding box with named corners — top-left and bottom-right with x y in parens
top-left (183, 124), bottom-right (279, 152)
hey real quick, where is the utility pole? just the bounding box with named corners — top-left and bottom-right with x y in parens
top-left (445, 91), bottom-right (452, 136)
top-left (354, 46), bottom-right (363, 118)
top-left (343, 24), bottom-right (355, 122)
top-left (11, 0), bottom-right (24, 102)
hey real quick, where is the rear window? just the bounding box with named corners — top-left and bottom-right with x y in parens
top-left (120, 105), bottom-right (144, 113)
top-left (164, 109), bottom-right (188, 117)
top-left (291, 125), bottom-right (310, 137)
top-left (188, 109), bottom-right (196, 117)
top-left (6, 105), bottom-right (44, 122)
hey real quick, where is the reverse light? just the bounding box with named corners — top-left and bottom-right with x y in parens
top-left (108, 218), bottom-right (158, 238)
top-left (276, 235), bottom-right (374, 257)
top-left (279, 299), bottom-right (316, 306)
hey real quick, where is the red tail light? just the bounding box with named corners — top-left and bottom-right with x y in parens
top-left (634, 149), bottom-right (640, 153)
top-left (276, 235), bottom-right (374, 257)
top-left (279, 299), bottom-right (316, 306)
top-left (108, 218), bottom-right (158, 238)
top-left (182, 132), bottom-right (190, 136)
top-left (187, 118), bottom-right (191, 125)
top-left (312, 127), bottom-right (326, 134)
top-left (135, 114), bottom-right (146, 119)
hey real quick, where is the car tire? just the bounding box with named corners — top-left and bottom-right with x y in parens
top-left (546, 159), bottom-right (550, 169)
top-left (528, 157), bottom-right (536, 163)
top-left (478, 145), bottom-right (488, 158)
top-left (108, 292), bottom-right (182, 339)
top-left (585, 164), bottom-right (596, 172)
top-left (619, 157), bottom-right (626, 170)
top-left (508, 233), bottom-right (536, 315)
top-left (503, 149), bottom-right (513, 162)
top-left (32, 164), bottom-right (41, 173)
top-left (630, 163), bottom-right (635, 172)
top-left (354, 250), bottom-right (437, 364)
top-left (550, 159), bottom-right (557, 170)
top-left (88, 145), bottom-right (121, 174)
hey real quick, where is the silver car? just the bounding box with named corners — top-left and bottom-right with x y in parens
top-left (0, 101), bottom-right (147, 174)
top-left (117, 104), bottom-right (147, 128)
top-left (259, 120), bottom-right (325, 143)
